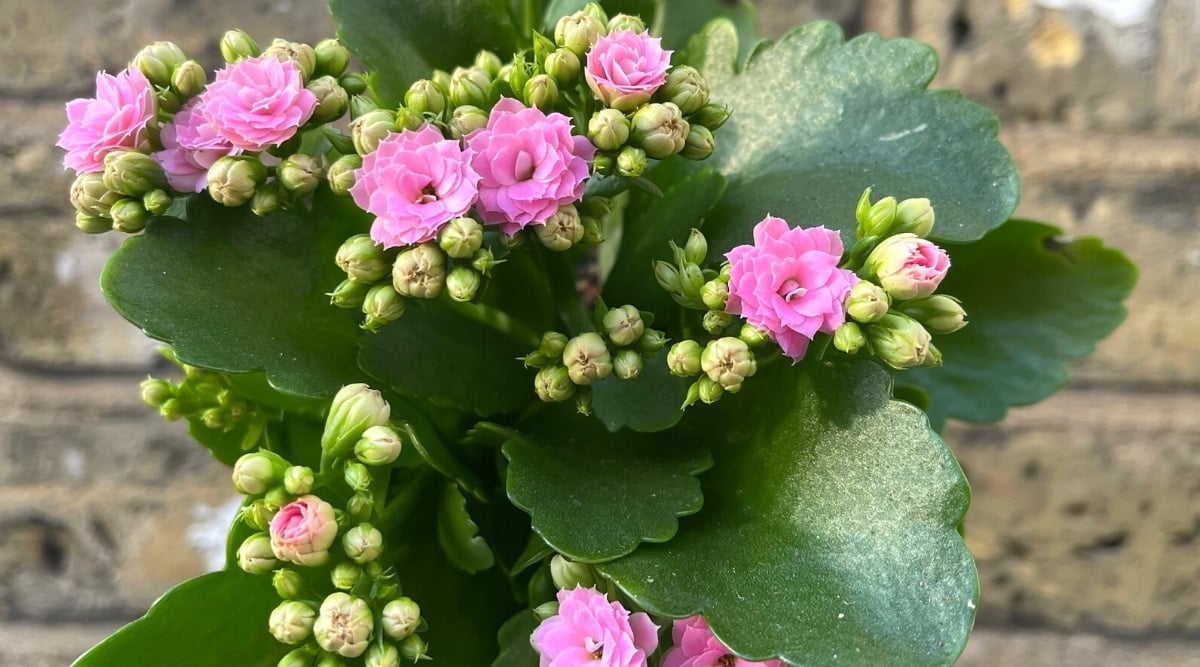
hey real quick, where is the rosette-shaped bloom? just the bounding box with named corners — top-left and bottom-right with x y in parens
top-left (863, 233), bottom-right (951, 301)
top-left (152, 101), bottom-right (238, 192)
top-left (663, 616), bottom-right (784, 667)
top-left (200, 55), bottom-right (317, 151)
top-left (58, 68), bottom-right (157, 173)
top-left (585, 30), bottom-right (672, 111)
top-left (350, 125), bottom-right (481, 248)
top-left (725, 216), bottom-right (859, 361)
top-left (466, 98), bottom-right (594, 235)
top-left (269, 495), bottom-right (338, 567)
top-left (532, 586), bottom-right (659, 667)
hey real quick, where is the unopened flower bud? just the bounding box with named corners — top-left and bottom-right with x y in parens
top-left (471, 247), bottom-right (500, 275)
top-left (343, 523), bottom-right (383, 563)
top-left (233, 451), bottom-right (285, 495)
top-left (690, 103), bottom-right (732, 131)
top-left (108, 199), bottom-right (147, 233)
top-left (739, 323), bottom-right (770, 349)
top-left (265, 39), bottom-right (317, 80)
top-left (582, 2), bottom-right (608, 24)
top-left (273, 568), bottom-right (305, 600)
top-left (382, 597), bottom-right (422, 640)
top-left (631, 103), bottom-right (689, 159)
top-left (865, 233), bottom-right (950, 301)
top-left (899, 295), bottom-right (967, 334)
top-left (283, 465), bottom-right (315, 495)
top-left (701, 337), bottom-right (757, 391)
top-left (331, 561), bottom-right (362, 590)
top-left (350, 109), bottom-right (396, 155)
top-left (70, 172), bottom-right (119, 217)
top-left (405, 79), bottom-right (446, 117)
top-left (336, 234), bottom-right (389, 284)
top-left (143, 188), bottom-right (172, 215)
top-left (563, 332), bottom-right (613, 385)
top-left (329, 278), bottom-right (369, 309)
top-left (608, 13), bottom-right (646, 33)
top-left (545, 48), bottom-right (581, 86)
top-left (534, 601), bottom-right (561, 620)
top-left (663, 66), bottom-right (710, 114)
top-left (220, 29), bottom-right (260, 62)
top-left (169, 59), bottom-right (206, 99)
top-left (362, 284), bottom-right (407, 331)
top-left (322, 383), bottom-right (390, 458)
top-left (244, 499), bottom-right (276, 531)
top-left (859, 196), bottom-right (897, 239)
top-left (314, 592), bottom-right (374, 658)
top-left (701, 310), bottom-right (732, 334)
top-left (340, 71), bottom-right (368, 96)
top-left (307, 75), bottom-right (349, 123)
top-left (550, 554), bottom-right (598, 590)
top-left (680, 227), bottom-right (707, 264)
top-left (446, 266), bottom-right (482, 302)
top-left (449, 66), bottom-right (491, 109)
top-left (132, 41), bottom-right (186, 88)
top-left (833, 321), bottom-right (867, 354)
top-left (534, 366), bottom-right (576, 402)
top-left (603, 305), bottom-right (645, 346)
top-left (315, 654), bottom-right (346, 667)
top-left (436, 216), bottom-right (483, 258)
top-left (343, 461), bottom-right (372, 493)
top-left (555, 11), bottom-right (606, 56)
top-left (103, 150), bottom-right (168, 197)
top-left (207, 155), bottom-right (266, 207)
top-left (524, 74), bottom-right (559, 111)
top-left (700, 279), bottom-right (727, 310)
top-left (616, 146), bottom-right (648, 178)
top-left (158, 397), bottom-right (185, 421)
top-left (592, 153), bottom-right (614, 175)
top-left (350, 94), bottom-right (380, 118)
top-left (653, 261), bottom-right (680, 292)
top-left (250, 185), bottom-right (282, 218)
top-left (326, 155), bottom-right (361, 196)
top-left (315, 38), bottom-right (351, 77)
top-left (277, 648), bottom-right (314, 667)
top-left (270, 600), bottom-right (317, 645)
top-left (448, 104), bottom-right (489, 139)
top-left (140, 377), bottom-right (173, 407)
top-left (612, 348), bottom-right (643, 380)
top-left (696, 376), bottom-right (724, 404)
top-left (895, 197), bottom-right (935, 237)
top-left (923, 342), bottom-right (944, 367)
top-left (587, 109), bottom-right (630, 151)
top-left (666, 339), bottom-right (702, 377)
top-left (366, 644), bottom-right (401, 667)
top-left (237, 532), bottom-right (277, 574)
top-left (277, 153), bottom-right (323, 195)
top-left (399, 635), bottom-right (430, 662)
top-left (355, 424), bottom-right (403, 465)
top-left (474, 49), bottom-right (502, 77)
top-left (431, 68), bottom-right (452, 92)
top-left (867, 313), bottom-right (933, 369)
top-left (392, 243), bottom-right (446, 299)
top-left (534, 332), bottom-right (566, 359)
top-left (846, 280), bottom-right (890, 324)
top-left (680, 125), bottom-right (715, 161)
top-left (535, 204), bottom-right (584, 251)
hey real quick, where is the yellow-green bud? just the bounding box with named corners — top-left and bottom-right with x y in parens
top-left (603, 304), bottom-right (645, 346)
top-left (563, 332), bottom-right (613, 385)
top-left (307, 75), bottom-right (349, 123)
top-left (894, 197), bottom-right (936, 238)
top-left (449, 66), bottom-right (491, 109)
top-left (355, 424), bottom-right (403, 465)
top-left (382, 597), bottom-right (422, 640)
top-left (446, 266), bottom-right (482, 302)
top-left (336, 234), bottom-right (389, 284)
top-left (70, 171), bottom-right (119, 217)
top-left (398, 635), bottom-right (430, 663)
top-left (739, 323), bottom-right (770, 349)
top-left (344, 461), bottom-right (371, 492)
top-left (555, 11), bottom-right (606, 56)
top-left (701, 337), bottom-right (757, 392)
top-left (236, 533), bottom-right (277, 574)
top-left (637, 328), bottom-right (668, 355)
top-left (612, 348), bottom-right (643, 380)
top-left (550, 554), bottom-right (598, 589)
top-left (680, 125), bottom-right (715, 161)
top-left (365, 644), bottom-right (401, 667)
top-left (588, 108), bottom-right (629, 151)
top-left (143, 188), bottom-right (172, 215)
top-left (350, 109), bottom-right (396, 155)
top-left (608, 13), bottom-right (646, 33)
top-left (666, 339), bottom-right (702, 377)
top-left (540, 332), bottom-right (570, 358)
top-left (631, 103), bottom-right (689, 159)
top-left (534, 601), bottom-right (561, 620)
top-left (362, 283), bottom-right (407, 331)
top-left (700, 280), bottom-right (728, 310)
top-left (277, 648), bottom-right (314, 667)
top-left (392, 243), bottom-right (447, 299)
top-left (265, 39), bottom-right (317, 80)
top-left (657, 66), bottom-right (709, 114)
top-left (283, 465), bottom-right (315, 495)
top-left (545, 48), bottom-right (581, 86)
top-left (448, 104), bottom-right (489, 139)
top-left (582, 2), bottom-right (608, 24)
top-left (273, 568), bottom-right (305, 600)
top-left (340, 71), bottom-right (368, 96)
top-left (439, 216), bottom-right (483, 258)
top-left (534, 365), bottom-right (576, 403)
top-left (690, 103), bottom-right (732, 131)
top-left (846, 280), bottom-right (890, 323)
top-left (859, 196), bottom-right (898, 239)
top-left (103, 150), bottom-right (168, 197)
top-left (269, 600), bottom-right (317, 645)
top-left (140, 377), bottom-right (174, 407)
top-left (616, 146), bottom-right (648, 178)
top-left (315, 38), bottom-right (351, 77)
top-left (331, 561), bottom-right (362, 590)
top-left (684, 228), bottom-right (708, 264)
top-left (131, 41), bottom-right (186, 88)
top-left (329, 278), bottom-right (370, 309)
top-left (866, 313), bottom-right (933, 369)
top-left (109, 199), bottom-right (149, 233)
top-left (343, 523), bottom-right (384, 563)
top-left (697, 376), bottom-right (724, 404)
top-left (899, 295), bottom-right (967, 334)
top-left (702, 310), bottom-right (733, 334)
top-left (471, 247), bottom-right (500, 274)
top-left (322, 383), bottom-right (390, 458)
top-left (171, 59), bottom-right (206, 98)
top-left (653, 261), bottom-right (680, 292)
top-left (314, 593), bottom-right (374, 658)
top-left (524, 74), bottom-right (559, 111)
top-left (232, 451), bottom-right (284, 495)
top-left (220, 29), bottom-right (260, 62)
top-left (535, 204), bottom-right (584, 251)
top-left (475, 49), bottom-right (503, 78)
top-left (405, 79), bottom-right (446, 116)
top-left (349, 94), bottom-right (379, 118)
top-left (278, 154), bottom-right (323, 195)
top-left (833, 321), bottom-right (867, 354)
top-left (327, 155), bottom-right (361, 196)
top-left (207, 155), bottom-right (266, 207)
top-left (395, 105), bottom-right (425, 131)
top-left (314, 654), bottom-right (347, 667)
top-left (250, 185), bottom-right (282, 218)
top-left (592, 153), bottom-right (615, 175)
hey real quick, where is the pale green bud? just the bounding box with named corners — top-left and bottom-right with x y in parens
top-left (315, 654), bottom-right (347, 667)
top-left (702, 310), bottom-right (733, 335)
top-left (866, 313), bottom-right (933, 369)
top-left (545, 48), bottom-right (581, 86)
top-left (220, 29), bottom-right (260, 62)
top-left (438, 217), bottom-right (483, 258)
top-left (109, 199), bottom-right (149, 233)
top-left (365, 643), bottom-right (401, 667)
top-left (273, 568), bottom-right (305, 600)
top-left (540, 331), bottom-right (570, 358)
top-left (69, 171), bottom-right (119, 217)
top-left (339, 71), bottom-right (368, 96)
top-left (447, 104), bottom-right (489, 139)
top-left (602, 304), bottom-right (645, 346)
top-left (236, 533), bottom-right (277, 574)
top-left (171, 60), bottom-right (206, 98)
top-left (328, 278), bottom-right (369, 309)
top-left (475, 49), bottom-right (503, 78)
top-left (923, 342), bottom-right (944, 368)
top-left (446, 266), bottom-right (482, 302)
top-left (550, 554), bottom-right (598, 590)
top-left (683, 228), bottom-right (708, 264)
top-left (322, 383), bottom-right (390, 458)
top-left (315, 38), bottom-right (351, 77)
top-left (899, 295), bottom-right (967, 334)
top-left (582, 2), bottom-right (608, 24)
top-left (392, 243), bottom-right (447, 299)
top-left (336, 234), bottom-right (389, 284)
top-left (244, 499), bottom-right (276, 531)
top-left (350, 109), bottom-right (396, 155)
top-left (616, 146), bottom-right (648, 178)
top-left (265, 39), bottom-right (317, 80)
top-left (592, 153), bottom-right (615, 175)
top-left (534, 601), bottom-right (560, 620)
top-left (431, 69), bottom-right (452, 93)
top-left (612, 348), bottom-right (643, 380)
top-left (232, 451), bottom-right (284, 495)
top-left (277, 648), bottom-right (314, 667)
top-left (158, 88), bottom-right (185, 113)
top-left (846, 280), bottom-right (890, 324)
top-left (355, 424), bottom-right (403, 465)
top-left (833, 321), bottom-right (867, 355)
top-left (331, 561), bottom-right (362, 590)
top-left (103, 150), bottom-right (168, 197)
top-left (535, 204), bottom-right (584, 251)
top-left (250, 185), bottom-right (282, 218)
top-left (555, 11), bottom-right (606, 56)
top-left (362, 284), bottom-right (407, 331)
top-left (680, 125), bottom-right (715, 161)
top-left (895, 197), bottom-right (935, 237)
top-left (207, 155), bottom-right (266, 207)
top-left (344, 461), bottom-right (372, 492)
top-left (658, 66), bottom-right (708, 114)
top-left (307, 75), bottom-right (349, 123)
top-left (701, 337), bottom-right (757, 391)
top-left (399, 635), bottom-right (430, 663)
top-left (608, 13), bottom-right (646, 33)
top-left (859, 196), bottom-right (897, 239)
top-left (381, 597), bottom-right (422, 640)
top-left (449, 66), bottom-right (491, 109)
top-left (524, 74), bottom-right (559, 111)
top-left (563, 332), bottom-right (613, 385)
top-left (405, 79), bottom-right (446, 116)
top-left (739, 323), bottom-right (770, 349)
top-left (588, 109), bottom-right (629, 151)
top-left (350, 94), bottom-right (380, 118)
top-left (630, 103), bottom-right (689, 159)
top-left (534, 365), bottom-right (576, 403)
top-left (471, 247), bottom-right (500, 275)
top-left (637, 328), bottom-right (668, 355)
top-left (343, 523), bottom-right (384, 563)
top-left (327, 155), bottom-right (361, 196)
top-left (278, 153), bottom-right (323, 195)
top-left (690, 103), bottom-right (732, 131)
top-left (139, 377), bottom-right (173, 408)
top-left (283, 465), bottom-right (315, 495)
top-left (653, 261), bottom-right (680, 292)
top-left (679, 263), bottom-right (706, 304)
top-left (666, 340), bottom-right (702, 377)
top-left (132, 41), bottom-right (186, 88)
top-left (269, 600), bottom-right (317, 645)
top-left (697, 376), bottom-right (724, 404)
top-left (143, 188), bottom-right (172, 215)
top-left (314, 593), bottom-right (374, 658)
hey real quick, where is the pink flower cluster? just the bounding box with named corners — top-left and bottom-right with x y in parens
top-left (585, 30), bottom-right (672, 111)
top-left (532, 586), bottom-right (659, 667)
top-left (663, 616), bottom-right (784, 667)
top-left (352, 98), bottom-right (594, 248)
top-left (725, 216), bottom-right (859, 361)
top-left (57, 69), bottom-right (157, 173)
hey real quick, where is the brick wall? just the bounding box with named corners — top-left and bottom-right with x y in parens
top-left (1, 1), bottom-right (1196, 664)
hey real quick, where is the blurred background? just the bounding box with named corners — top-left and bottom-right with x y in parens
top-left (0, 0), bottom-right (1196, 664)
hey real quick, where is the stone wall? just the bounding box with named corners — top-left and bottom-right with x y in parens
top-left (1, 1), bottom-right (1196, 664)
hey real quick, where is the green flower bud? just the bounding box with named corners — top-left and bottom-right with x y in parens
top-left (327, 155), bottom-right (362, 197)
top-left (680, 125), bottom-right (715, 161)
top-left (350, 109), bottom-right (396, 155)
top-left (362, 284), bottom-right (407, 331)
top-left (331, 561), bottom-right (362, 590)
top-left (250, 185), bottom-right (282, 218)
top-left (349, 94), bottom-right (380, 118)
top-left (700, 280), bottom-right (728, 311)
top-left (344, 461), bottom-right (372, 492)
top-left (701, 337), bottom-right (757, 391)
top-left (278, 153), bottom-right (323, 196)
top-left (366, 644), bottom-right (401, 667)
top-left (690, 103), bottom-right (732, 131)
top-left (405, 79), bottom-right (446, 116)
top-left (220, 29), bottom-right (260, 62)
top-left (431, 68), bottom-right (452, 92)
top-left (158, 397), bottom-right (185, 421)
top-left (265, 39), bottom-right (317, 80)
top-left (343, 523), bottom-right (384, 563)
top-left (315, 38), bottom-right (351, 77)
top-left (171, 59), bottom-right (206, 99)
top-left (143, 188), bottom-right (172, 215)
top-left (612, 348), bottom-right (643, 380)
top-left (382, 597), bottom-right (422, 640)
top-left (355, 424), bottom-right (403, 465)
top-left (322, 383), bottom-right (390, 458)
top-left (697, 376), bottom-right (724, 404)
top-left (637, 328), bottom-right (667, 355)
top-left (207, 155), bottom-right (266, 207)
top-left (534, 601), bottom-right (560, 620)
top-left (555, 11), bottom-right (606, 56)
top-left (923, 342), bottom-right (944, 368)
top-left (232, 451), bottom-right (285, 495)
top-left (608, 13), bottom-right (646, 33)
top-left (574, 385), bottom-right (594, 415)
top-left (591, 153), bottom-right (615, 175)
top-left (539, 332), bottom-right (570, 358)
top-left (109, 199), bottom-right (149, 233)
top-left (683, 228), bottom-right (708, 264)
top-left (534, 365), bottom-right (576, 403)
top-left (866, 313), bottom-right (933, 369)
top-left (307, 75), bottom-right (349, 123)
top-left (545, 48), bottom-right (581, 86)
top-left (550, 554), bottom-right (598, 590)
top-left (392, 243), bottom-right (447, 299)
top-left (524, 74), bottom-right (559, 111)
top-left (580, 216), bottom-right (603, 245)
top-left (659, 66), bottom-right (709, 115)
top-left (446, 266), bottom-right (482, 302)
top-left (563, 332), bottom-right (613, 385)
top-left (653, 261), bottom-right (680, 292)
top-left (846, 280), bottom-right (890, 324)
top-left (269, 600), bottom-right (317, 645)
top-left (680, 263), bottom-right (706, 304)
top-left (399, 635), bottom-right (430, 663)
top-left (833, 321), bottom-right (867, 355)
top-left (314, 592), bottom-right (374, 658)
top-left (859, 196), bottom-right (897, 239)
top-left (245, 499), bottom-right (276, 531)
top-left (449, 66), bottom-right (491, 109)
top-left (283, 465), bottom-right (315, 495)
top-left (277, 648), bottom-right (314, 667)
top-left (582, 2), bottom-right (608, 24)
top-left (534, 204), bottom-right (584, 251)
top-left (616, 146), bottom-right (648, 178)
top-left (471, 247), bottom-right (500, 275)
top-left (702, 310), bottom-right (733, 335)
top-left (666, 339), bottom-right (702, 377)
top-left (585, 109), bottom-right (630, 152)
top-left (69, 172), bottom-right (119, 217)
top-left (602, 304), bottom-right (645, 346)
top-left (474, 49), bottom-right (503, 77)
top-left (630, 103), bottom-right (689, 159)
top-left (236, 533), bottom-right (277, 574)
top-left (315, 654), bottom-right (347, 667)
top-left (336, 234), bottom-right (389, 284)
top-left (139, 377), bottom-right (173, 407)
top-left (436, 216), bottom-right (482, 258)
top-left (131, 41), bottom-right (186, 88)
top-left (329, 278), bottom-right (370, 309)
top-left (102, 150), bottom-right (168, 197)
top-left (899, 295), bottom-right (967, 334)
top-left (157, 87), bottom-right (184, 113)
top-left (447, 104), bottom-right (489, 139)
top-left (894, 197), bottom-right (935, 237)
top-left (339, 71), bottom-right (368, 96)
top-left (739, 323), bottom-right (770, 349)
top-left (273, 568), bottom-right (306, 600)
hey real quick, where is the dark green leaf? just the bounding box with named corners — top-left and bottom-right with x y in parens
top-left (510, 531), bottom-right (554, 575)
top-left (590, 349), bottom-right (690, 432)
top-left (438, 482), bottom-right (497, 573)
top-left (71, 571), bottom-right (286, 667)
top-left (663, 0), bottom-right (761, 64)
top-left (492, 610), bottom-right (540, 667)
top-left (599, 361), bottom-right (976, 666)
top-left (101, 194), bottom-right (367, 399)
top-left (690, 20), bottom-right (1019, 254)
top-left (187, 419), bottom-right (256, 467)
top-left (903, 219), bottom-right (1137, 428)
top-left (394, 396), bottom-right (489, 501)
top-left (330, 0), bottom-right (520, 106)
top-left (493, 412), bottom-right (711, 563)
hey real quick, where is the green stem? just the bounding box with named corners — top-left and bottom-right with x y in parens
top-left (524, 0), bottom-right (538, 40)
top-left (444, 296), bottom-right (541, 347)
top-left (539, 247), bottom-right (593, 334)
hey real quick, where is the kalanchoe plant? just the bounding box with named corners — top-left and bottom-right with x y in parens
top-left (60, 1), bottom-right (1136, 666)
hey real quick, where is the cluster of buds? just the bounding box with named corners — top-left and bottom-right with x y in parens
top-left (833, 189), bottom-right (967, 369)
top-left (269, 591), bottom-right (428, 666)
top-left (529, 196), bottom-right (610, 252)
top-left (138, 351), bottom-right (258, 437)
